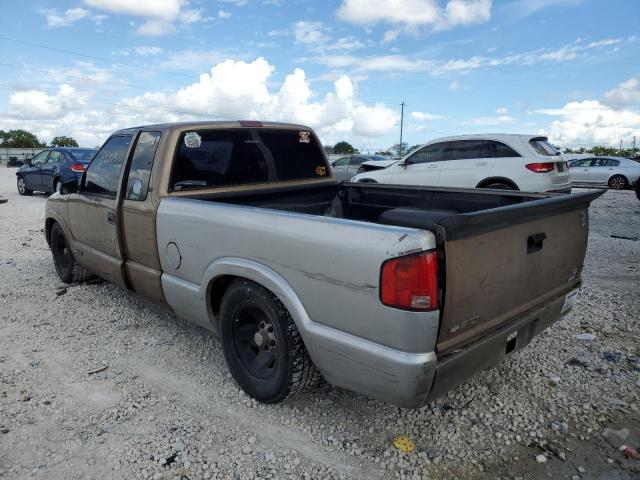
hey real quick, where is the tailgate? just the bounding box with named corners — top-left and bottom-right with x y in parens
top-left (436, 190), bottom-right (603, 355)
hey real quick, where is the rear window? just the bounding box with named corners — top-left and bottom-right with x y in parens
top-left (170, 128), bottom-right (328, 190)
top-left (529, 138), bottom-right (559, 156)
top-left (68, 149), bottom-right (97, 162)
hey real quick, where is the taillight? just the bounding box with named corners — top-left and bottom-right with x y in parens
top-left (380, 251), bottom-right (439, 311)
top-left (526, 162), bottom-right (554, 173)
top-left (70, 163), bottom-right (85, 173)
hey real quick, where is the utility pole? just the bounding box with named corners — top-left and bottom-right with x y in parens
top-left (619, 138), bottom-right (623, 156)
top-left (633, 136), bottom-right (636, 158)
top-left (399, 102), bottom-right (405, 157)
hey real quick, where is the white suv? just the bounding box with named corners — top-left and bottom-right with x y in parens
top-left (351, 134), bottom-right (571, 193)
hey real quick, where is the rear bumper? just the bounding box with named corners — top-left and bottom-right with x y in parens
top-left (308, 287), bottom-right (571, 408)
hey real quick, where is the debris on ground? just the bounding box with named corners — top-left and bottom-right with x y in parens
top-left (602, 427), bottom-right (630, 448)
top-left (393, 436), bottom-right (415, 454)
top-left (55, 287), bottom-right (67, 296)
top-left (610, 234), bottom-right (639, 241)
top-left (622, 446), bottom-right (640, 460)
top-left (87, 365), bottom-right (109, 375)
top-left (574, 333), bottom-right (597, 341)
top-left (535, 454), bottom-right (547, 463)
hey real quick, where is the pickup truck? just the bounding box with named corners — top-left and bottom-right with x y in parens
top-left (45, 121), bottom-right (603, 408)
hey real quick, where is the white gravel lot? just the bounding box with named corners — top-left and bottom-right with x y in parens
top-left (0, 166), bottom-right (639, 480)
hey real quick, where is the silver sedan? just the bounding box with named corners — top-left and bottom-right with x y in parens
top-left (568, 156), bottom-right (640, 189)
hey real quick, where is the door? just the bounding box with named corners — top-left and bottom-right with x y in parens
top-left (569, 159), bottom-right (593, 184)
top-left (438, 140), bottom-right (496, 188)
top-left (331, 156), bottom-right (351, 181)
top-left (391, 142), bottom-right (446, 186)
top-left (23, 150), bottom-right (49, 189)
top-left (68, 135), bottom-right (133, 288)
top-left (120, 131), bottom-right (166, 304)
top-left (590, 158), bottom-right (618, 185)
top-left (41, 151), bottom-right (62, 191)
top-left (347, 156), bottom-right (367, 179)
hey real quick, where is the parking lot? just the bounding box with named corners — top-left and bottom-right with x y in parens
top-left (0, 166), bottom-right (638, 480)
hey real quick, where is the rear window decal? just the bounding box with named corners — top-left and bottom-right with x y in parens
top-left (315, 166), bottom-right (326, 176)
top-left (184, 131), bottom-right (202, 148)
top-left (299, 131), bottom-right (311, 143)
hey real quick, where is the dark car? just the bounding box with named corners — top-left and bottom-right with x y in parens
top-left (16, 148), bottom-right (97, 195)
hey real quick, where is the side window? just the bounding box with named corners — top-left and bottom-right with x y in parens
top-left (85, 135), bottom-right (132, 197)
top-left (48, 151), bottom-right (63, 163)
top-left (350, 156), bottom-right (366, 166)
top-left (332, 157), bottom-right (350, 167)
top-left (605, 159), bottom-right (620, 167)
top-left (490, 141), bottom-right (521, 158)
top-left (569, 160), bottom-right (584, 167)
top-left (594, 158), bottom-right (607, 167)
top-left (125, 131), bottom-right (161, 201)
top-left (407, 142), bottom-right (447, 164)
top-left (31, 151), bottom-right (49, 165)
top-left (444, 140), bottom-right (485, 161)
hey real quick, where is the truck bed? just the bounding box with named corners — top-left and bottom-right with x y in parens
top-left (177, 182), bottom-right (603, 356)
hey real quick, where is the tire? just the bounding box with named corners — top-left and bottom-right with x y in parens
top-left (608, 175), bottom-right (627, 190)
top-left (219, 279), bottom-right (321, 403)
top-left (50, 222), bottom-right (93, 284)
top-left (17, 177), bottom-right (33, 196)
top-left (635, 181), bottom-right (640, 201)
top-left (357, 178), bottom-right (378, 183)
top-left (54, 179), bottom-right (63, 194)
top-left (481, 181), bottom-right (515, 190)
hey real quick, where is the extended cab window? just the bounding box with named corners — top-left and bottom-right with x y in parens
top-left (332, 157), bottom-right (350, 167)
top-left (125, 131), bottom-right (161, 201)
top-left (170, 128), bottom-right (328, 190)
top-left (85, 135), bottom-right (132, 197)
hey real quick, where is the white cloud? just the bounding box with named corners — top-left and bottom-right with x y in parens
top-left (337, 0), bottom-right (491, 32)
top-left (82, 0), bottom-right (185, 19)
top-left (290, 21), bottom-right (365, 52)
top-left (411, 111), bottom-right (445, 121)
top-left (502, 0), bottom-right (584, 20)
top-left (293, 21), bottom-right (331, 45)
top-left (463, 114), bottom-right (514, 126)
top-left (537, 99), bottom-right (640, 147)
top-left (603, 77), bottom-right (640, 108)
top-left (137, 19), bottom-right (175, 36)
top-left (179, 9), bottom-right (202, 24)
top-left (132, 46), bottom-right (164, 56)
top-left (449, 79), bottom-right (461, 91)
top-left (40, 7), bottom-right (106, 27)
top-left (218, 10), bottom-right (232, 19)
top-left (2, 58), bottom-right (398, 145)
top-left (496, 106), bottom-right (508, 115)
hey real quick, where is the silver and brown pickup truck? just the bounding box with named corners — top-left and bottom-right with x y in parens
top-left (45, 121), bottom-right (603, 408)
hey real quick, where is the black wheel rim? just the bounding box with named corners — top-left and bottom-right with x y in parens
top-left (53, 231), bottom-right (72, 273)
top-left (18, 178), bottom-right (25, 193)
top-left (232, 303), bottom-right (278, 379)
top-left (611, 177), bottom-right (624, 189)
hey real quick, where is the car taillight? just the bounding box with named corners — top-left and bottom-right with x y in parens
top-left (70, 163), bottom-right (85, 173)
top-left (380, 251), bottom-right (439, 311)
top-left (526, 162), bottom-right (554, 173)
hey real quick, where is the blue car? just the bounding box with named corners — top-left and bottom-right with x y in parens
top-left (16, 147), bottom-right (97, 195)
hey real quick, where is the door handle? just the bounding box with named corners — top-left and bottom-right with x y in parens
top-left (527, 232), bottom-right (547, 254)
top-left (426, 165), bottom-right (438, 169)
top-left (106, 211), bottom-right (115, 224)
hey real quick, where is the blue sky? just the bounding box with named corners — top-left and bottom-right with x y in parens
top-left (0, 0), bottom-right (639, 151)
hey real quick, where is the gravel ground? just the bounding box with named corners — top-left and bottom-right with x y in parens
top-left (1, 167), bottom-right (639, 480)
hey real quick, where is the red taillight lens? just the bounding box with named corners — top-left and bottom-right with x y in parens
top-left (526, 162), bottom-right (554, 173)
top-left (70, 163), bottom-right (85, 173)
top-left (381, 251), bottom-right (439, 311)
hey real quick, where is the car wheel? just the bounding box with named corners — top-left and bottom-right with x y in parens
top-left (635, 182), bottom-right (640, 201)
top-left (54, 179), bottom-right (63, 194)
top-left (50, 222), bottom-right (93, 284)
top-left (17, 177), bottom-right (33, 196)
top-left (481, 181), bottom-right (515, 190)
top-left (608, 175), bottom-right (627, 190)
top-left (357, 178), bottom-right (378, 183)
top-left (219, 279), bottom-right (321, 403)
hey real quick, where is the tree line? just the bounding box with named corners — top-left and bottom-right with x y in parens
top-left (0, 129), bottom-right (78, 148)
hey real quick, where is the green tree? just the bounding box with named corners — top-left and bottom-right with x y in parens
top-left (323, 145), bottom-right (334, 154)
top-left (333, 141), bottom-right (358, 154)
top-left (391, 142), bottom-right (409, 156)
top-left (0, 129), bottom-right (46, 148)
top-left (50, 136), bottom-right (79, 147)
top-left (375, 150), bottom-right (393, 156)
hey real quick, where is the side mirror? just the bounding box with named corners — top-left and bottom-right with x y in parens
top-left (60, 178), bottom-right (79, 195)
top-left (400, 158), bottom-right (413, 168)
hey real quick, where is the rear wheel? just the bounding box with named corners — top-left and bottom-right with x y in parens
top-left (50, 222), bottom-right (93, 284)
top-left (357, 178), bottom-right (378, 183)
top-left (608, 175), bottom-right (627, 190)
top-left (481, 181), bottom-right (515, 190)
top-left (17, 177), bottom-right (33, 196)
top-left (219, 279), bottom-right (320, 403)
top-left (635, 181), bottom-right (640, 201)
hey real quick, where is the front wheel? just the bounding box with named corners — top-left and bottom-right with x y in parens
top-left (219, 279), bottom-right (320, 403)
top-left (481, 181), bottom-right (515, 190)
top-left (635, 181), bottom-right (640, 201)
top-left (50, 222), bottom-right (93, 284)
top-left (608, 175), bottom-right (627, 190)
top-left (17, 177), bottom-right (33, 196)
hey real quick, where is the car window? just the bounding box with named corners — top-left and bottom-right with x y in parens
top-left (605, 159), bottom-right (620, 167)
top-left (529, 138), bottom-right (559, 156)
top-left (350, 156), bottom-right (366, 166)
top-left (569, 160), bottom-right (585, 167)
top-left (125, 131), bottom-right (161, 201)
top-left (594, 158), bottom-right (610, 167)
top-left (407, 142), bottom-right (448, 164)
top-left (443, 140), bottom-right (488, 160)
top-left (171, 128), bottom-right (328, 190)
top-left (31, 151), bottom-right (49, 165)
top-left (48, 151), bottom-right (63, 163)
top-left (68, 149), bottom-right (97, 162)
top-left (332, 157), bottom-right (350, 167)
top-left (490, 141), bottom-right (521, 158)
top-left (84, 135), bottom-right (132, 197)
